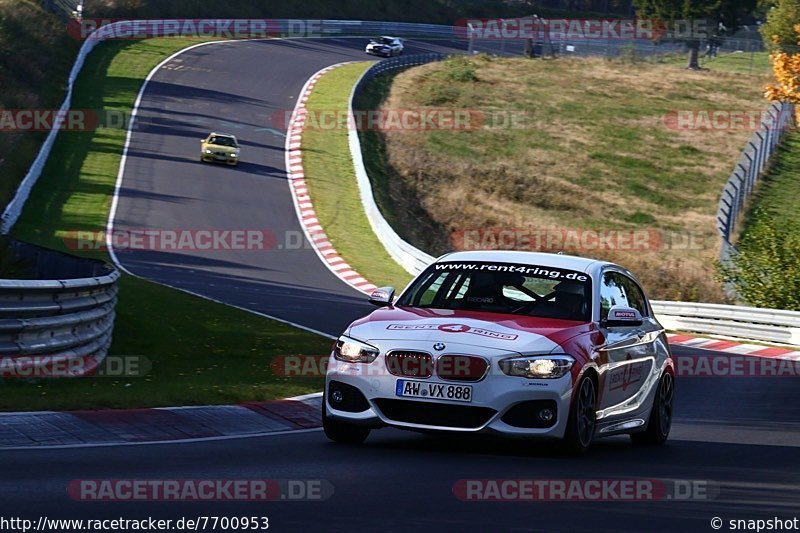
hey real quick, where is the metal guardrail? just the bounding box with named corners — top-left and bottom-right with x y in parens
top-left (0, 239), bottom-right (119, 376)
top-left (651, 301), bottom-right (800, 346)
top-left (716, 101), bottom-right (795, 261)
top-left (349, 54), bottom-right (443, 275)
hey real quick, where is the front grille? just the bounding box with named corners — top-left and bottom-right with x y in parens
top-left (385, 351), bottom-right (433, 378)
top-left (435, 355), bottom-right (489, 382)
top-left (327, 380), bottom-right (370, 413)
top-left (374, 399), bottom-right (496, 429)
top-left (501, 400), bottom-right (558, 428)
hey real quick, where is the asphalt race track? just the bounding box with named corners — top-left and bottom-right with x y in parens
top-left (2, 344), bottom-right (799, 532)
top-left (109, 37), bottom-right (472, 335)
top-left (2, 38), bottom-right (798, 532)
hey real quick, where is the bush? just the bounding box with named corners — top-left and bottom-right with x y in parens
top-left (443, 56), bottom-right (478, 82)
top-left (718, 213), bottom-right (800, 310)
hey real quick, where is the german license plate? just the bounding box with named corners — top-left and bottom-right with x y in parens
top-left (395, 379), bottom-right (472, 403)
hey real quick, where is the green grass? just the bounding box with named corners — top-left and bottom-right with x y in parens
top-left (660, 50), bottom-right (772, 77)
top-left (301, 62), bottom-right (413, 291)
top-left (4, 38), bottom-right (330, 411)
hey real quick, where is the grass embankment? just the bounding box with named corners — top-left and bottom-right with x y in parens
top-left (301, 62), bottom-right (413, 291)
top-left (2, 38), bottom-right (330, 411)
top-left (726, 128), bottom-right (800, 310)
top-left (359, 55), bottom-right (767, 302)
top-left (744, 129), bottom-right (800, 231)
top-left (0, 0), bottom-right (80, 210)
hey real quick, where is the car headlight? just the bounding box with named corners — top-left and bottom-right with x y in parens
top-left (204, 149), bottom-right (213, 154)
top-left (499, 354), bottom-right (574, 379)
top-left (230, 152), bottom-right (239, 157)
top-left (333, 336), bottom-right (379, 364)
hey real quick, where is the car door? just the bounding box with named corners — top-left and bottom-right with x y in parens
top-left (596, 270), bottom-right (659, 416)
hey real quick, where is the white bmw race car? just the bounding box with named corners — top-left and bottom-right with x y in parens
top-left (323, 251), bottom-right (675, 453)
top-left (365, 36), bottom-right (404, 57)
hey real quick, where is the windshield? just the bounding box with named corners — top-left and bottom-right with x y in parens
top-left (209, 136), bottom-right (237, 147)
top-left (397, 261), bottom-right (592, 321)
top-left (381, 37), bottom-right (395, 44)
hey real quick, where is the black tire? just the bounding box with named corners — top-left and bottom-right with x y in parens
top-left (322, 401), bottom-right (370, 444)
top-left (563, 375), bottom-right (597, 454)
top-left (631, 372), bottom-right (674, 446)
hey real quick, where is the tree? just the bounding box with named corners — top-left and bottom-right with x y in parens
top-left (760, 0), bottom-right (800, 50)
top-left (764, 24), bottom-right (800, 118)
top-left (634, 0), bottom-right (757, 69)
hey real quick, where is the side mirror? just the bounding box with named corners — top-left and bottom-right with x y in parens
top-left (603, 305), bottom-right (643, 328)
top-left (368, 286), bottom-right (395, 307)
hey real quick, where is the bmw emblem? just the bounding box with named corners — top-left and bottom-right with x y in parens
top-left (433, 342), bottom-right (446, 351)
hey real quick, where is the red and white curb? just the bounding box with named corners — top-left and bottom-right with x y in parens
top-left (285, 64), bottom-right (377, 295)
top-left (666, 333), bottom-right (800, 360)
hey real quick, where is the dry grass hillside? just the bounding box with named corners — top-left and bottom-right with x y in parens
top-left (0, 0), bottom-right (80, 210)
top-left (363, 55), bottom-right (770, 301)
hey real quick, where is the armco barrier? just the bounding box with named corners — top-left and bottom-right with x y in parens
top-left (349, 53), bottom-right (443, 275)
top-left (716, 101), bottom-right (795, 261)
top-left (0, 239), bottom-right (119, 376)
top-left (651, 301), bottom-right (800, 346)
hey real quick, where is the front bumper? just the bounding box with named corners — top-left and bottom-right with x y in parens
top-left (201, 152), bottom-right (238, 165)
top-left (325, 356), bottom-right (574, 438)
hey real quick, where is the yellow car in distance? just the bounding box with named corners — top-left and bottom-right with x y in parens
top-left (200, 132), bottom-right (240, 166)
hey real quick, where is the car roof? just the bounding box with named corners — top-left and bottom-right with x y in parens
top-left (208, 132), bottom-right (237, 139)
top-left (436, 250), bottom-right (610, 274)
top-left (380, 35), bottom-right (398, 39)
